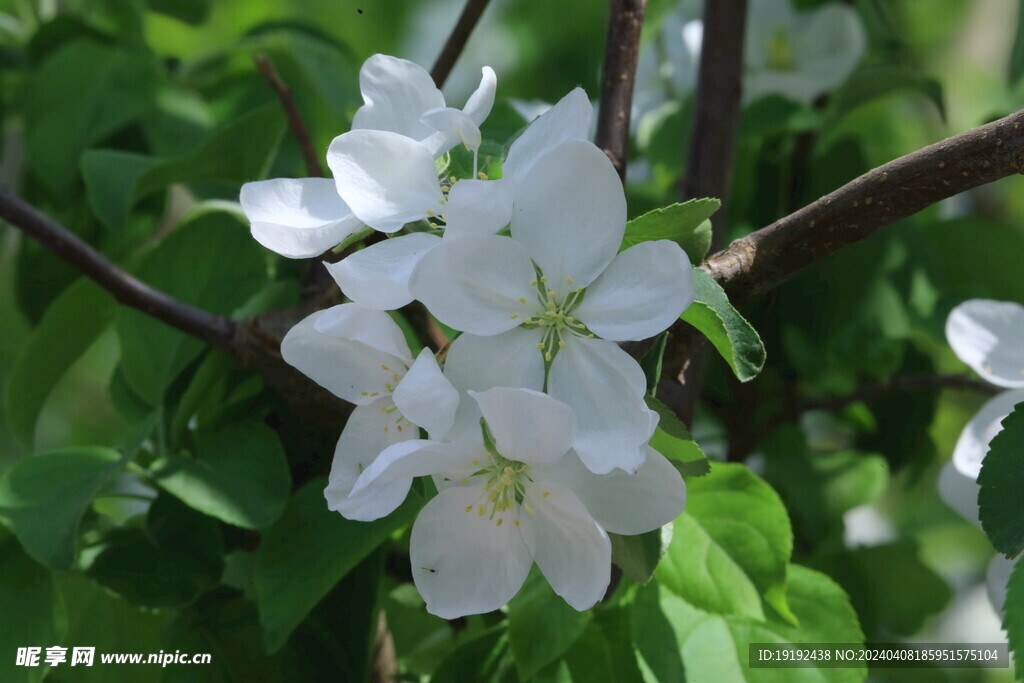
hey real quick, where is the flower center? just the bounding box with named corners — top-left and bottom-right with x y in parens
top-left (358, 364), bottom-right (414, 435)
top-left (518, 273), bottom-right (595, 361)
top-left (460, 418), bottom-right (544, 526)
top-left (766, 27), bottom-right (795, 71)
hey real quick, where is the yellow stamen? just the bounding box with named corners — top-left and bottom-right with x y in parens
top-left (495, 518), bottom-right (504, 527)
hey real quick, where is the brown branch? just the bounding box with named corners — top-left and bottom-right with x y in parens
top-left (253, 54), bottom-right (324, 178)
top-left (0, 186), bottom-right (237, 350)
top-left (430, 0), bottom-right (492, 89)
top-left (594, 0), bottom-right (648, 183)
top-left (704, 108), bottom-right (1024, 309)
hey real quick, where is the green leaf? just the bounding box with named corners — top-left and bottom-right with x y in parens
top-left (116, 208), bottom-right (269, 404)
top-left (682, 269), bottom-right (766, 382)
top-left (25, 39), bottom-right (159, 196)
top-left (1011, 0), bottom-right (1024, 87)
top-left (431, 624), bottom-right (517, 682)
top-left (508, 572), bottom-right (591, 678)
top-left (564, 610), bottom-right (645, 683)
top-left (621, 199), bottom-right (720, 264)
top-left (146, 493), bottom-right (225, 583)
top-left (1005, 559), bottom-right (1024, 674)
top-left (656, 463), bottom-right (794, 623)
top-left (648, 566), bottom-right (865, 682)
top-left (5, 279), bottom-right (117, 449)
top-left (639, 331), bottom-right (668, 397)
top-left (979, 403), bottom-right (1024, 558)
top-left (609, 525), bottom-right (672, 585)
top-left (0, 542), bottom-right (67, 683)
top-left (146, 0), bottom-right (210, 24)
top-left (0, 447), bottom-right (123, 570)
top-left (632, 581), bottom-right (686, 683)
top-left (826, 63), bottom-right (946, 128)
top-left (82, 103), bottom-right (286, 230)
top-left (645, 396), bottom-right (710, 477)
top-left (254, 477), bottom-right (420, 653)
top-left (148, 422), bottom-right (290, 530)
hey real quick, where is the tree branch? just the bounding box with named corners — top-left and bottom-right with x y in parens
top-left (594, 0), bottom-right (648, 183)
top-left (253, 55), bottom-right (324, 179)
top-left (430, 0), bottom-right (492, 89)
top-left (0, 186), bottom-right (237, 350)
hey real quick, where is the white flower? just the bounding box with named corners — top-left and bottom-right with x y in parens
top-left (323, 88), bottom-right (593, 310)
top-left (340, 387), bottom-right (685, 618)
top-left (409, 139), bottom-right (693, 473)
top-left (279, 304), bottom-right (459, 515)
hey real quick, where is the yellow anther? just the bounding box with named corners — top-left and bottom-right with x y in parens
top-left (396, 425), bottom-right (403, 432)
top-left (465, 505), bottom-right (473, 512)
top-left (566, 276), bottom-right (574, 285)
top-left (510, 313), bottom-right (518, 319)
top-left (441, 185), bottom-right (450, 192)
top-left (576, 286), bottom-right (584, 293)
top-left (426, 209), bottom-right (435, 216)
top-left (379, 405), bottom-right (388, 412)
top-left (514, 520), bottom-right (521, 527)
top-left (478, 172), bottom-right (488, 180)
top-left (524, 502), bottom-right (536, 515)
top-left (471, 459), bottom-right (479, 466)
top-left (460, 478), bottom-right (468, 484)
top-left (383, 426), bottom-right (389, 432)
top-left (538, 319), bottom-right (547, 326)
top-left (496, 518), bottom-right (504, 527)
top-left (530, 279), bottom-right (538, 287)
top-left (393, 374), bottom-right (400, 382)
top-left (449, 175), bottom-right (457, 184)
top-left (504, 466), bottom-right (515, 476)
top-left (565, 316), bottom-right (575, 323)
top-left (536, 343), bottom-right (545, 349)
top-left (384, 383), bottom-right (393, 391)
top-left (369, 392), bottom-right (379, 397)
top-left (478, 505), bottom-right (487, 516)
top-left (540, 276), bottom-right (548, 283)
top-left (517, 297), bottom-right (527, 304)
top-left (522, 464), bottom-right (529, 470)
top-left (587, 334), bottom-right (595, 339)
top-left (543, 491), bottom-right (551, 498)
top-left (361, 391), bottom-right (368, 396)
top-left (381, 365), bottom-right (390, 371)
top-left (437, 198), bottom-right (445, 205)
top-left (558, 340), bottom-right (566, 349)
top-left (544, 352), bottom-right (552, 361)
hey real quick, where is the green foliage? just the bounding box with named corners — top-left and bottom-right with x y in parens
top-left (682, 269), bottom-right (766, 382)
top-left (979, 403), bottom-right (1024, 559)
top-left (0, 542), bottom-right (66, 683)
top-left (563, 610), bottom-right (645, 683)
top-left (620, 198), bottom-right (720, 263)
top-left (0, 447), bottom-right (123, 570)
top-left (508, 572), bottom-right (591, 679)
top-left (1005, 559), bottom-right (1024, 675)
top-left (609, 526), bottom-right (672, 585)
top-left (646, 396), bottom-right (710, 477)
top-left (826, 63), bottom-right (946, 127)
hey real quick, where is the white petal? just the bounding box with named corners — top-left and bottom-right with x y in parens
top-left (281, 310), bottom-right (407, 404)
top-left (792, 4), bottom-right (866, 97)
top-left (519, 482), bottom-right (610, 611)
top-left (444, 328), bottom-right (546, 394)
top-left (511, 140), bottom-right (626, 289)
top-left (351, 54), bottom-right (444, 140)
top-left (946, 300), bottom-right (1024, 388)
top-left (392, 349), bottom-right (460, 438)
top-left (951, 389), bottom-right (1024, 478)
top-left (240, 178), bottom-right (362, 258)
top-left (503, 88), bottom-right (592, 180)
top-left (409, 234), bottom-right (536, 335)
top-left (312, 303), bottom-right (412, 366)
top-left (341, 440), bottom-right (478, 521)
top-left (462, 66), bottom-right (497, 126)
top-left (443, 178), bottom-right (513, 238)
top-left (324, 400), bottom-right (414, 514)
top-left (545, 447), bottom-right (684, 535)
top-left (937, 461), bottom-right (980, 526)
top-left (411, 486), bottom-right (533, 618)
top-left (324, 233), bottom-right (441, 310)
top-left (420, 107), bottom-right (481, 153)
top-left (547, 336), bottom-right (649, 474)
top-left (574, 241), bottom-right (694, 341)
top-left (327, 130), bottom-right (444, 232)
top-left (469, 387), bottom-right (575, 465)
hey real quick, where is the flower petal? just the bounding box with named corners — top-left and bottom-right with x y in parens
top-left (952, 389), bottom-right (1024, 478)
top-left (503, 88), bottom-right (592, 180)
top-left (511, 139), bottom-right (626, 289)
top-left (574, 240), bottom-right (695, 341)
top-left (469, 387), bottom-right (574, 465)
top-left (409, 234), bottom-right (536, 335)
top-left (463, 66), bottom-right (497, 126)
top-left (392, 349), bottom-right (460, 438)
top-left (324, 400), bottom-right (414, 514)
top-left (411, 485), bottom-right (533, 618)
top-left (937, 461), bottom-right (980, 526)
top-left (351, 54), bottom-right (444, 140)
top-left (544, 447), bottom-right (684, 535)
top-left (444, 328), bottom-right (546, 393)
top-left (328, 130), bottom-right (444, 232)
top-left (946, 299), bottom-right (1024, 388)
top-left (420, 107), bottom-right (481, 154)
top-left (324, 233), bottom-right (441, 310)
top-left (281, 309), bottom-right (407, 404)
top-left (312, 303), bottom-right (413, 366)
top-left (520, 482), bottom-right (610, 611)
top-left (443, 178), bottom-right (513, 238)
top-left (547, 336), bottom-right (650, 474)
top-left (240, 178), bottom-right (362, 258)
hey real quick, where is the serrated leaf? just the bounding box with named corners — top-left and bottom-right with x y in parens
top-left (5, 279), bottom-right (117, 449)
top-left (609, 524), bottom-right (672, 585)
top-left (621, 199), bottom-right (719, 264)
top-left (683, 269), bottom-right (766, 382)
top-left (148, 422), bottom-right (290, 530)
top-left (0, 447), bottom-right (123, 570)
top-left (254, 477), bottom-right (421, 653)
top-left (508, 572), bottom-right (591, 679)
top-left (979, 403), bottom-right (1024, 559)
top-left (656, 463), bottom-right (794, 623)
top-left (82, 103), bottom-right (285, 230)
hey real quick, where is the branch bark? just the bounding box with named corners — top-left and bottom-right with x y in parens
top-left (430, 0), bottom-right (492, 89)
top-left (594, 0), bottom-right (648, 183)
top-left (253, 55), bottom-right (324, 179)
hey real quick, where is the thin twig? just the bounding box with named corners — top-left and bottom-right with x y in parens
top-left (253, 54), bottom-right (324, 178)
top-left (0, 186), bottom-right (237, 350)
top-left (430, 0), bottom-right (492, 88)
top-left (594, 0), bottom-right (648, 183)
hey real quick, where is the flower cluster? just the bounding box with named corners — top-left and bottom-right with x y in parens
top-left (241, 55), bottom-right (691, 617)
top-left (937, 299), bottom-right (1023, 612)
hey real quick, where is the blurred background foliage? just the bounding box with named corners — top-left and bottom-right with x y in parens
top-left (0, 0), bottom-right (1022, 680)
